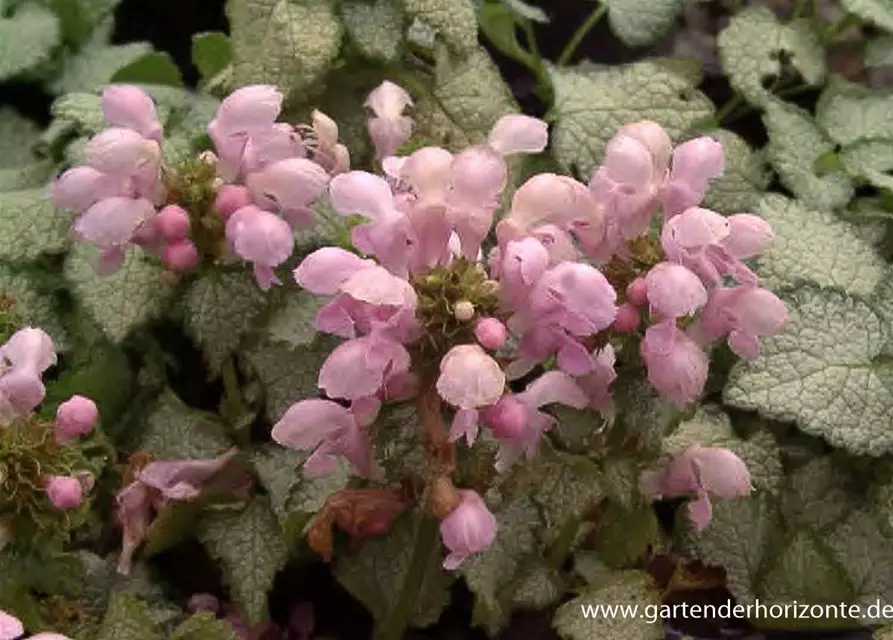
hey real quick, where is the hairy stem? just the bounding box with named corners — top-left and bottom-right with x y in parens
top-left (557, 3), bottom-right (607, 66)
top-left (373, 514), bottom-right (441, 640)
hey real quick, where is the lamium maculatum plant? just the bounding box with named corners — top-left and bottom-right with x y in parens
top-left (1, 0), bottom-right (893, 639)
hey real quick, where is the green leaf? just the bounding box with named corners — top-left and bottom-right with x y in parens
top-left (227, 0), bottom-right (343, 101)
top-left (341, 0), bottom-right (404, 61)
top-left (866, 36), bottom-right (893, 67)
top-left (250, 444), bottom-right (350, 538)
top-left (510, 560), bottom-right (563, 610)
top-left (0, 3), bottom-right (60, 81)
top-left (592, 502), bottom-right (660, 569)
top-left (550, 61), bottom-right (714, 176)
top-left (0, 160), bottom-right (54, 193)
top-left (111, 51), bottom-right (185, 87)
top-left (335, 512), bottom-right (454, 628)
top-left (461, 495), bottom-right (542, 632)
top-left (724, 286), bottom-right (893, 457)
top-left (477, 3), bottom-right (538, 70)
top-left (0, 190), bottom-right (71, 261)
top-left (242, 334), bottom-right (338, 422)
top-left (51, 0), bottom-right (121, 46)
top-left (0, 264), bottom-right (67, 349)
top-left (170, 612), bottom-right (238, 640)
top-left (701, 129), bottom-right (771, 213)
top-left (754, 194), bottom-right (885, 296)
top-left (0, 107), bottom-right (41, 170)
top-left (49, 92), bottom-right (105, 135)
top-left (413, 46), bottom-right (518, 151)
top-left (372, 401), bottom-right (428, 481)
top-left (138, 389), bottom-right (232, 459)
top-left (75, 552), bottom-right (177, 620)
top-left (183, 269), bottom-right (270, 374)
top-left (604, 0), bottom-right (684, 47)
top-left (52, 37), bottom-right (153, 95)
top-left (264, 290), bottom-right (324, 348)
top-left (842, 0), bottom-right (893, 33)
top-left (97, 593), bottom-right (162, 640)
top-left (552, 570), bottom-right (663, 640)
top-left (191, 32), bottom-right (232, 85)
top-left (816, 81), bottom-right (893, 146)
top-left (198, 498), bottom-right (287, 626)
top-left (401, 0), bottom-right (477, 50)
top-left (763, 101), bottom-right (854, 211)
top-left (664, 406), bottom-right (784, 495)
top-left (780, 457), bottom-right (854, 532)
top-left (876, 624), bottom-right (893, 640)
top-left (840, 139), bottom-right (893, 191)
top-left (717, 7), bottom-right (824, 108)
top-left (65, 244), bottom-right (172, 343)
top-left (499, 0), bottom-right (548, 23)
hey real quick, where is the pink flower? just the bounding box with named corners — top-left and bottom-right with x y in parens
top-left (0, 327), bottom-right (56, 423)
top-left (723, 213), bottom-right (774, 259)
top-left (640, 445), bottom-right (751, 531)
top-left (318, 334), bottom-right (411, 401)
top-left (102, 85), bottom-right (163, 142)
top-left (576, 345), bottom-right (617, 412)
top-left (661, 206), bottom-right (758, 286)
top-left (272, 398), bottom-right (377, 478)
top-left (162, 240), bottom-right (199, 272)
top-left (0, 610), bottom-right (23, 640)
top-left (486, 114), bottom-right (549, 156)
top-left (640, 320), bottom-right (708, 406)
top-left (155, 204), bottom-right (190, 241)
top-left (439, 490), bottom-right (497, 570)
top-left (365, 81), bottom-right (414, 159)
top-left (481, 371), bottom-right (588, 470)
top-left (54, 394), bottom-right (99, 444)
top-left (691, 285), bottom-right (787, 358)
top-left (644, 262), bottom-right (708, 319)
top-left (245, 157), bottom-right (330, 227)
top-left (436, 345), bottom-right (506, 444)
top-left (590, 120), bottom-right (671, 242)
top-left (225, 205), bottom-right (295, 290)
top-left (45, 475), bottom-right (84, 509)
top-left (661, 136), bottom-right (725, 219)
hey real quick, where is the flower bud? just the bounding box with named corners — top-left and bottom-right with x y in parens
top-left (45, 475), bottom-right (84, 510)
top-left (155, 204), bottom-right (191, 241)
top-left (0, 610), bottom-right (23, 640)
top-left (474, 317), bottom-right (508, 350)
top-left (215, 184), bottom-right (253, 218)
top-left (453, 300), bottom-right (475, 321)
top-left (613, 303), bottom-right (640, 332)
top-left (626, 277), bottom-right (648, 306)
top-left (482, 396), bottom-right (528, 439)
top-left (163, 240), bottom-right (199, 272)
top-left (439, 490), bottom-right (497, 570)
top-left (54, 394), bottom-right (99, 444)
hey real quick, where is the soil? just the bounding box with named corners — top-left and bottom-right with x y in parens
top-left (0, 0), bottom-right (877, 637)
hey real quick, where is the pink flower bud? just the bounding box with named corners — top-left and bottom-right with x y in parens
top-left (439, 490), bottom-right (497, 570)
top-left (0, 611), bottom-right (23, 640)
top-left (215, 185), bottom-right (253, 218)
top-left (482, 396), bottom-right (528, 439)
top-left (613, 303), bottom-right (640, 332)
top-left (155, 204), bottom-right (191, 241)
top-left (162, 240), bottom-right (199, 271)
top-left (475, 317), bottom-right (508, 350)
top-left (45, 475), bottom-right (83, 510)
top-left (54, 395), bottom-right (98, 444)
top-left (453, 300), bottom-right (475, 321)
top-left (626, 277), bottom-right (648, 306)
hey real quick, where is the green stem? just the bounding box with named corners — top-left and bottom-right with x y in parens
top-left (714, 92), bottom-right (745, 126)
top-left (557, 3), bottom-right (607, 66)
top-left (374, 515), bottom-right (440, 640)
top-left (521, 20), bottom-right (553, 102)
top-left (221, 357), bottom-right (246, 424)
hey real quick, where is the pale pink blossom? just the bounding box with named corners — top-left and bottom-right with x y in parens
top-left (0, 611), bottom-right (23, 640)
top-left (691, 285), bottom-right (787, 358)
top-left (640, 320), bottom-right (708, 406)
top-left (0, 327), bottom-right (56, 423)
top-left (54, 395), bottom-right (98, 444)
top-left (439, 490), bottom-right (497, 570)
top-left (365, 81), bottom-right (414, 159)
top-left (644, 262), bottom-right (708, 319)
top-left (225, 206), bottom-right (294, 289)
top-left (662, 136), bottom-right (725, 219)
top-left (102, 85), bottom-right (163, 141)
top-left (437, 344), bottom-right (506, 444)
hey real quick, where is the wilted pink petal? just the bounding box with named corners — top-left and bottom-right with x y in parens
top-left (439, 490), bottom-right (497, 570)
top-left (436, 344), bottom-right (505, 410)
top-left (73, 197), bottom-right (156, 249)
top-left (138, 450), bottom-right (238, 501)
top-left (294, 247), bottom-right (375, 295)
top-left (115, 481), bottom-right (152, 574)
top-left (487, 114), bottom-right (548, 156)
top-left (645, 262), bottom-right (707, 319)
top-left (102, 85), bottom-right (163, 141)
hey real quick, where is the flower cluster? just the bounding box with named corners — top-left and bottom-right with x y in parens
top-left (52, 85), bottom-right (346, 288)
top-left (268, 81), bottom-right (788, 570)
top-left (0, 328), bottom-right (99, 517)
